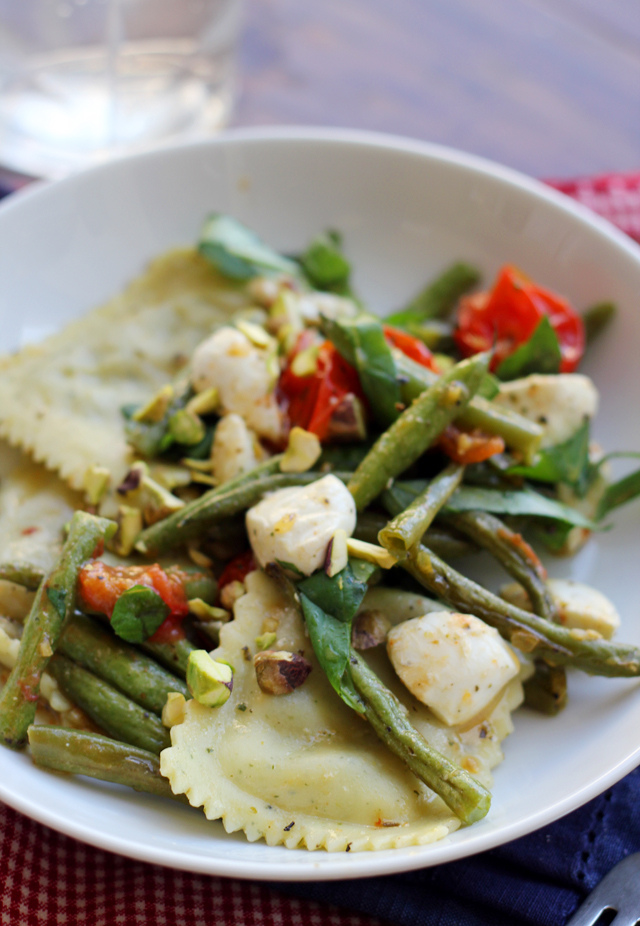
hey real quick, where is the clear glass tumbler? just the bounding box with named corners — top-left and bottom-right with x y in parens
top-left (0, 0), bottom-right (242, 178)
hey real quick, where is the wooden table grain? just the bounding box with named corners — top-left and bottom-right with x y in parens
top-left (235, 0), bottom-right (640, 178)
top-left (0, 0), bottom-right (638, 191)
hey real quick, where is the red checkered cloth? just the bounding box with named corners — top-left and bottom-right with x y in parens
top-left (0, 168), bottom-right (639, 926)
top-left (546, 170), bottom-right (640, 244)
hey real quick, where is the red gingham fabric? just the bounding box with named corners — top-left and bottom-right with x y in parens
top-left (546, 170), bottom-right (640, 244)
top-left (0, 801), bottom-right (383, 925)
top-left (0, 169), bottom-right (639, 926)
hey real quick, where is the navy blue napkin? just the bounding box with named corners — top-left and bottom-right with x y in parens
top-left (279, 767), bottom-right (640, 925)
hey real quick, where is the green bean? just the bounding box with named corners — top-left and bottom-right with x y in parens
top-left (136, 468), bottom-right (352, 557)
top-left (58, 613), bottom-right (188, 713)
top-left (404, 544), bottom-right (640, 677)
top-left (394, 351), bottom-right (543, 463)
top-left (523, 663), bottom-right (568, 715)
top-left (0, 512), bottom-right (116, 749)
top-left (354, 510), bottom-right (477, 560)
top-left (347, 353), bottom-right (489, 511)
top-left (385, 262), bottom-right (481, 326)
top-left (349, 654), bottom-right (491, 825)
top-left (28, 725), bottom-right (185, 802)
top-left (583, 301), bottom-right (616, 345)
top-left (0, 563), bottom-right (45, 591)
top-left (140, 636), bottom-right (196, 678)
top-left (441, 510), bottom-right (556, 622)
top-left (378, 462), bottom-right (465, 556)
top-left (48, 654), bottom-right (170, 754)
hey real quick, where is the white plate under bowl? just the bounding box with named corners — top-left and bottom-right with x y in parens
top-left (1, 127), bottom-right (640, 881)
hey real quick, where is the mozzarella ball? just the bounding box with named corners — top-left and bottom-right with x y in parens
top-left (387, 611), bottom-right (520, 727)
top-left (500, 578), bottom-right (620, 639)
top-left (190, 326), bottom-right (282, 441)
top-left (246, 474), bottom-right (356, 576)
top-left (211, 413), bottom-right (264, 486)
top-left (493, 374), bottom-right (598, 448)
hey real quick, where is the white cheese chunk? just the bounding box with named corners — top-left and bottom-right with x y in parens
top-left (211, 414), bottom-right (263, 486)
top-left (500, 578), bottom-right (620, 639)
top-left (493, 373), bottom-right (598, 448)
top-left (246, 474), bottom-right (356, 576)
top-left (387, 611), bottom-right (520, 727)
top-left (191, 326), bottom-right (282, 441)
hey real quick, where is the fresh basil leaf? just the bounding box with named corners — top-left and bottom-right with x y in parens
top-left (507, 420), bottom-right (592, 489)
top-left (530, 518), bottom-right (577, 553)
top-left (46, 587), bottom-right (67, 619)
top-left (446, 484), bottom-right (600, 529)
top-left (384, 480), bottom-right (601, 530)
top-left (299, 592), bottom-right (362, 712)
top-left (321, 314), bottom-right (400, 426)
top-left (298, 560), bottom-right (373, 713)
top-left (110, 585), bottom-right (170, 644)
top-left (298, 560), bottom-right (370, 625)
top-left (597, 465), bottom-right (640, 520)
top-left (385, 262), bottom-right (481, 326)
top-left (298, 230), bottom-right (351, 293)
top-left (198, 214), bottom-right (299, 280)
top-left (274, 559), bottom-right (306, 578)
top-left (496, 316), bottom-right (562, 381)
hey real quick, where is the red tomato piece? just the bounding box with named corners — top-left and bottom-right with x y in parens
top-left (217, 550), bottom-right (257, 592)
top-left (438, 424), bottom-right (505, 465)
top-left (77, 561), bottom-right (190, 640)
top-left (382, 326), bottom-right (441, 372)
top-left (454, 265), bottom-right (585, 373)
top-left (278, 336), bottom-right (364, 441)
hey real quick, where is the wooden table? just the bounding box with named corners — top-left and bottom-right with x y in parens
top-left (1, 0), bottom-right (637, 193)
top-left (235, 0), bottom-right (640, 178)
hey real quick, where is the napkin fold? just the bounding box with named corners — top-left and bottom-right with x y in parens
top-left (0, 168), bottom-right (639, 926)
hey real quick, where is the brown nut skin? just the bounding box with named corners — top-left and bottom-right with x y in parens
top-left (253, 650), bottom-right (312, 695)
top-left (351, 609), bottom-right (391, 651)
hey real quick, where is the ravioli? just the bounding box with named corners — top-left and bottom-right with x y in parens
top-left (161, 570), bottom-right (523, 852)
top-left (0, 249), bottom-right (249, 490)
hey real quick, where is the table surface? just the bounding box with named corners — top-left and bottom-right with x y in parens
top-left (234, 0), bottom-right (640, 179)
top-left (1, 0), bottom-right (638, 191)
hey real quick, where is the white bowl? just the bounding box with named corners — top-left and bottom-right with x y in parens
top-left (1, 127), bottom-right (640, 881)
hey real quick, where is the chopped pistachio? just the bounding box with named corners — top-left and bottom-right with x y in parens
top-left (187, 544), bottom-right (214, 569)
top-left (236, 319), bottom-right (275, 350)
top-left (181, 457), bottom-right (215, 472)
top-left (280, 426), bottom-right (322, 474)
top-left (255, 631), bottom-right (277, 651)
top-left (112, 505), bottom-right (143, 557)
top-left (351, 609), bottom-right (391, 650)
top-left (325, 528), bottom-right (349, 577)
top-left (186, 651), bottom-right (234, 707)
top-left (346, 537), bottom-right (398, 570)
top-left (149, 463), bottom-right (192, 490)
top-left (132, 384), bottom-right (174, 423)
top-left (326, 393), bottom-right (367, 442)
top-left (186, 387), bottom-right (220, 417)
top-left (188, 599), bottom-right (231, 622)
top-left (189, 473), bottom-right (218, 486)
top-left (168, 409), bottom-right (206, 446)
top-left (219, 579), bottom-right (246, 611)
top-left (162, 692), bottom-right (187, 727)
top-left (290, 345), bottom-right (319, 377)
top-left (83, 465), bottom-right (111, 506)
top-left (253, 650), bottom-right (312, 695)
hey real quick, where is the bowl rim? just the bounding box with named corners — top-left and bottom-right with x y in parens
top-left (1, 125), bottom-right (640, 881)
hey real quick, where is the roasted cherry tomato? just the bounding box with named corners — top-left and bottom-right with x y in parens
top-left (78, 561), bottom-right (189, 642)
top-left (278, 334), bottom-right (365, 441)
top-left (217, 550), bottom-right (257, 592)
top-left (438, 424), bottom-right (505, 465)
top-left (454, 265), bottom-right (585, 373)
top-left (382, 325), bottom-right (441, 373)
